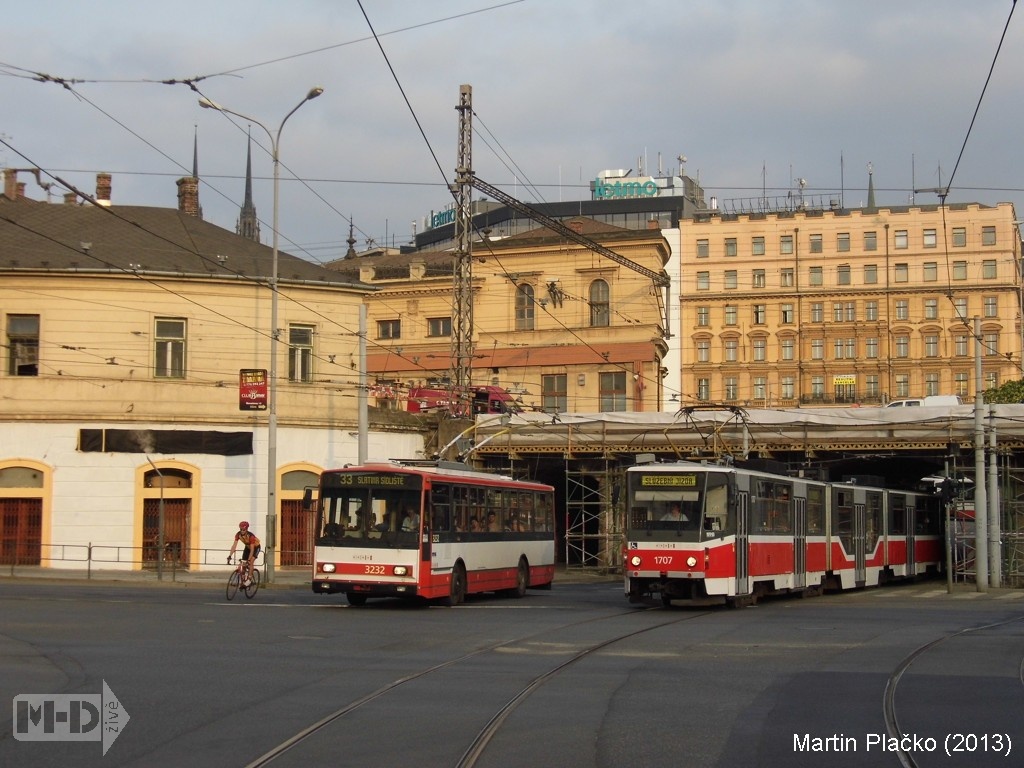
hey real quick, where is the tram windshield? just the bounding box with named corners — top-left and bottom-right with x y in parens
top-left (317, 472), bottom-right (423, 549)
top-left (627, 471), bottom-right (732, 538)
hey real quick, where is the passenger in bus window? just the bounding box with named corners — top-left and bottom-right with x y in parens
top-left (486, 510), bottom-right (500, 532)
top-left (469, 516), bottom-right (482, 532)
top-left (348, 508), bottom-right (365, 531)
top-left (375, 510), bottom-right (393, 532)
top-left (401, 508), bottom-right (419, 531)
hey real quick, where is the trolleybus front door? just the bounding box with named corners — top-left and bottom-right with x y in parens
top-left (735, 490), bottom-right (750, 596)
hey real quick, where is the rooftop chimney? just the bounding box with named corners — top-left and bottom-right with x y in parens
top-left (3, 169), bottom-right (18, 200)
top-left (176, 177), bottom-right (200, 217)
top-left (64, 192), bottom-right (79, 205)
top-left (95, 173), bottom-right (112, 206)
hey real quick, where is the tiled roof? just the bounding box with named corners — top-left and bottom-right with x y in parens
top-left (0, 199), bottom-right (369, 288)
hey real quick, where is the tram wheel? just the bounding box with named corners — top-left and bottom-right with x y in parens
top-left (346, 592), bottom-right (367, 607)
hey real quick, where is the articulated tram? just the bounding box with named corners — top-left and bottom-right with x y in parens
top-left (624, 461), bottom-right (943, 607)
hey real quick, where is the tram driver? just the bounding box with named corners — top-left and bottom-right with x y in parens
top-left (660, 502), bottom-right (689, 523)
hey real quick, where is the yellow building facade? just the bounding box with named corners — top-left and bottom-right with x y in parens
top-left (331, 219), bottom-right (672, 414)
top-left (679, 202), bottom-right (1022, 406)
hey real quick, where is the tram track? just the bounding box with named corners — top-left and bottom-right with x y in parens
top-left (882, 615), bottom-right (1024, 768)
top-left (244, 607), bottom-right (712, 768)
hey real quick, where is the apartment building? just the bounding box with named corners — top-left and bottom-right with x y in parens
top-left (679, 202), bottom-right (1022, 406)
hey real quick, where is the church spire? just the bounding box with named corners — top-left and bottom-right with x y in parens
top-left (192, 125), bottom-right (203, 219)
top-left (344, 219), bottom-right (358, 259)
top-left (236, 129), bottom-right (261, 242)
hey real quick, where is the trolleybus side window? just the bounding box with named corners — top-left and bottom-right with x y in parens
top-left (430, 484), bottom-right (451, 532)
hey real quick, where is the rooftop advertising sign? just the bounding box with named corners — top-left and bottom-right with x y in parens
top-left (592, 177), bottom-right (659, 200)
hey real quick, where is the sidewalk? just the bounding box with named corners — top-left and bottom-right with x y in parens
top-left (0, 564), bottom-right (621, 588)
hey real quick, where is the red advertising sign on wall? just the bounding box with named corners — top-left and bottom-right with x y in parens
top-left (239, 369), bottom-right (268, 411)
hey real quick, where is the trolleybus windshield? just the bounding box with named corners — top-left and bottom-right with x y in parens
top-left (628, 471), bottom-right (732, 537)
top-left (317, 471), bottom-right (424, 549)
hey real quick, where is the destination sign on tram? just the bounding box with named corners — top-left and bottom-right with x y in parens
top-left (322, 472), bottom-right (420, 489)
top-left (640, 474), bottom-right (697, 487)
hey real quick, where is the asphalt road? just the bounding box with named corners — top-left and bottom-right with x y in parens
top-left (1, 579), bottom-right (1022, 768)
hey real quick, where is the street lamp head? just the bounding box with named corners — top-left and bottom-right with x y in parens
top-left (307, 87), bottom-right (324, 101)
top-left (197, 97), bottom-right (221, 111)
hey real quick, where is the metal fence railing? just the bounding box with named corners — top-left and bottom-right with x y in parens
top-left (0, 543), bottom-right (312, 581)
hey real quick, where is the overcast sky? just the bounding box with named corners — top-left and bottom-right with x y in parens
top-left (3, 1), bottom-right (1022, 266)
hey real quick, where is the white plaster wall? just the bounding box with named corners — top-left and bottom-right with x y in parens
top-left (0, 421), bottom-right (424, 571)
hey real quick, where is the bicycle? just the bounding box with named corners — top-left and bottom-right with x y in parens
top-left (226, 556), bottom-right (261, 600)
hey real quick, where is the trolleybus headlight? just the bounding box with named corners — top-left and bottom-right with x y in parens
top-left (629, 555), bottom-right (642, 567)
top-left (686, 556), bottom-right (698, 568)
top-left (393, 566), bottom-right (408, 576)
top-left (321, 563), bottom-right (336, 573)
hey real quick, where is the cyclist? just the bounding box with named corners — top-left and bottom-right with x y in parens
top-left (228, 521), bottom-right (261, 585)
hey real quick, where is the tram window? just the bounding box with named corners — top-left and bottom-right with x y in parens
top-left (866, 493), bottom-right (882, 548)
top-left (889, 496), bottom-right (907, 534)
top-left (806, 486), bottom-right (825, 533)
top-left (832, 488), bottom-right (852, 535)
top-left (915, 498), bottom-right (940, 534)
top-left (772, 484), bottom-right (791, 533)
top-left (753, 481), bottom-right (773, 531)
top-left (704, 476), bottom-right (731, 532)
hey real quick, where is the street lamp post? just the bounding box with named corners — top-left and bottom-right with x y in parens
top-left (199, 87), bottom-right (323, 583)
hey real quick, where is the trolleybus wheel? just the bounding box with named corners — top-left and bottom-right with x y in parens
top-left (446, 563), bottom-right (467, 606)
top-left (661, 593), bottom-right (673, 607)
top-left (346, 592), bottom-right (367, 607)
top-left (507, 558), bottom-right (528, 599)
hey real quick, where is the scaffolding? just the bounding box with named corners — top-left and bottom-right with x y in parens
top-left (564, 458), bottom-right (624, 572)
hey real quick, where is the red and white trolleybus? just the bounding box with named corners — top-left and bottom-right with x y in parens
top-left (624, 460), bottom-right (943, 607)
top-left (309, 460), bottom-right (555, 606)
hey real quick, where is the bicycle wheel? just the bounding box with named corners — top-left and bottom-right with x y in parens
top-left (226, 570), bottom-right (240, 600)
top-left (244, 568), bottom-right (260, 599)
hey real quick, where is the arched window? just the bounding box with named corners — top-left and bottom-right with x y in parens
top-left (515, 284), bottom-right (535, 331)
top-left (589, 279), bottom-right (610, 327)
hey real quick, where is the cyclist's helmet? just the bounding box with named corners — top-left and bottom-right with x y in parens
top-left (239, 521), bottom-right (250, 530)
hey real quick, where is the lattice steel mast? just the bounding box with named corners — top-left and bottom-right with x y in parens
top-left (451, 84), bottom-right (475, 397)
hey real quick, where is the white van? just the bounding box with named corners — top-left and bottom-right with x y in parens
top-left (886, 395), bottom-right (963, 407)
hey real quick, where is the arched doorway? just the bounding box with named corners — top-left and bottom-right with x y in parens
top-left (279, 464), bottom-right (320, 566)
top-left (0, 461), bottom-right (50, 566)
top-left (137, 463), bottom-right (198, 569)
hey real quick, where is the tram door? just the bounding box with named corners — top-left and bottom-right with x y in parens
top-left (905, 500), bottom-right (916, 573)
top-left (793, 496), bottom-right (806, 589)
top-left (735, 490), bottom-right (750, 596)
top-left (853, 500), bottom-right (867, 586)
